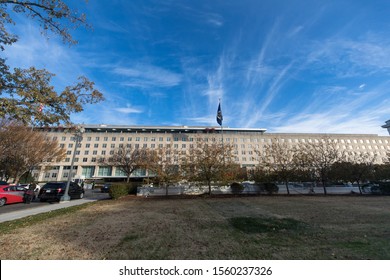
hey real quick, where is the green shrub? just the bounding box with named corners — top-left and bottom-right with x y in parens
top-left (230, 182), bottom-right (244, 194)
top-left (263, 182), bottom-right (279, 194)
top-left (379, 182), bottom-right (390, 195)
top-left (109, 183), bottom-right (138, 199)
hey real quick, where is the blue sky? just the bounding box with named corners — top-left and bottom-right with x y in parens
top-left (4, 0), bottom-right (390, 135)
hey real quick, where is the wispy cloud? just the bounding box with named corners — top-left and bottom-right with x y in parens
top-left (306, 37), bottom-right (390, 77)
top-left (113, 64), bottom-right (182, 88)
top-left (114, 106), bottom-right (143, 114)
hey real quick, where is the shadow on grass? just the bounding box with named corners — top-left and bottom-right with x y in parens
top-left (229, 216), bottom-right (307, 234)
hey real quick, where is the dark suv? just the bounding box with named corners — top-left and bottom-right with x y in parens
top-left (39, 182), bottom-right (85, 202)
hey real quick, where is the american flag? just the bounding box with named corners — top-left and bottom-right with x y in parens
top-left (216, 102), bottom-right (223, 126)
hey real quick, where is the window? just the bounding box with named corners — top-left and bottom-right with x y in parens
top-left (68, 143), bottom-right (73, 148)
top-left (120, 137), bottom-right (124, 141)
top-left (94, 143), bottom-right (99, 148)
top-left (102, 143), bottom-right (107, 148)
top-left (66, 151), bottom-right (72, 155)
top-left (93, 150), bottom-right (97, 155)
top-left (83, 158), bottom-right (88, 162)
top-left (98, 166), bottom-right (112, 176)
top-left (104, 137), bottom-right (108, 141)
top-left (85, 143), bottom-right (90, 148)
top-left (60, 144), bottom-right (65, 148)
top-left (62, 136), bottom-right (66, 141)
top-left (95, 137), bottom-right (100, 141)
top-left (84, 151), bottom-right (89, 155)
top-left (128, 137), bottom-right (132, 141)
top-left (144, 137), bottom-right (148, 141)
top-left (82, 166), bottom-right (95, 177)
top-left (136, 137), bottom-right (140, 141)
top-left (111, 144), bottom-right (115, 148)
top-left (101, 151), bottom-right (106, 155)
top-left (112, 137), bottom-right (116, 141)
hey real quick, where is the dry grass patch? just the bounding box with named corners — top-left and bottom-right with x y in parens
top-left (1, 195), bottom-right (390, 259)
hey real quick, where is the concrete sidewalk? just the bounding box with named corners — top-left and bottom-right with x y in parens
top-left (0, 198), bottom-right (99, 223)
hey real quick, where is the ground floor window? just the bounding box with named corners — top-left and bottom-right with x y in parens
top-left (82, 166), bottom-right (95, 178)
top-left (98, 166), bottom-right (112, 176)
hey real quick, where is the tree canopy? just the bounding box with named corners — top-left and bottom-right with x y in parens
top-left (0, 0), bottom-right (104, 126)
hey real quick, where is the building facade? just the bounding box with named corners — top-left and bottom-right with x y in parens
top-left (33, 124), bottom-right (390, 182)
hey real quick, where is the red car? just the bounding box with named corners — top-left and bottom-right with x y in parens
top-left (0, 185), bottom-right (32, 207)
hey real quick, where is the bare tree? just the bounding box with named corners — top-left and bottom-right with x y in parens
top-left (182, 140), bottom-right (235, 195)
top-left (296, 137), bottom-right (346, 195)
top-left (256, 138), bottom-right (297, 195)
top-left (0, 120), bottom-right (65, 182)
top-left (331, 152), bottom-right (378, 194)
top-left (108, 146), bottom-right (151, 183)
top-left (149, 146), bottom-right (182, 195)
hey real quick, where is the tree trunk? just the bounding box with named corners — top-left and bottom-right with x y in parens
top-left (322, 180), bottom-right (327, 195)
top-left (285, 181), bottom-right (290, 195)
top-left (357, 181), bottom-right (362, 195)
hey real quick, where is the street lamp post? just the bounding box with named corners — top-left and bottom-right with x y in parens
top-left (60, 125), bottom-right (84, 203)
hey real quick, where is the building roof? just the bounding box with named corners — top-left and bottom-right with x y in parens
top-left (39, 124), bottom-right (268, 134)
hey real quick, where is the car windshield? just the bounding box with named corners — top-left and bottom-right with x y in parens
top-left (43, 183), bottom-right (66, 189)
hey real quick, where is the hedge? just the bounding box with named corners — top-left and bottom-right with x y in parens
top-left (109, 182), bottom-right (138, 199)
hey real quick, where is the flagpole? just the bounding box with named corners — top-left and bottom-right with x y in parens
top-left (217, 99), bottom-right (224, 161)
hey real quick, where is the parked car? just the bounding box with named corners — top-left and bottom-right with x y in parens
top-left (361, 183), bottom-right (380, 194)
top-left (0, 185), bottom-right (33, 206)
top-left (101, 183), bottom-right (111, 193)
top-left (39, 182), bottom-right (85, 202)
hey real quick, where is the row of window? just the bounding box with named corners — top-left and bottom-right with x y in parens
top-left (44, 166), bottom-right (148, 179)
top-left (53, 134), bottom-right (390, 145)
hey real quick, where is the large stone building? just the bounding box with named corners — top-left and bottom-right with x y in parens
top-left (32, 124), bottom-right (390, 182)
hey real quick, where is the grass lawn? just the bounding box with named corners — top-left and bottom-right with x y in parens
top-left (1, 195), bottom-right (390, 259)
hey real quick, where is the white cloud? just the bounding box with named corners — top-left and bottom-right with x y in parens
top-left (113, 64), bottom-right (182, 88)
top-left (114, 107), bottom-right (143, 114)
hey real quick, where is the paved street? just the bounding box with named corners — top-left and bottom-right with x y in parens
top-left (0, 189), bottom-right (110, 223)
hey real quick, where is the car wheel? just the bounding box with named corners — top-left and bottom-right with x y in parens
top-left (79, 192), bottom-right (84, 199)
top-left (0, 198), bottom-right (6, 207)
